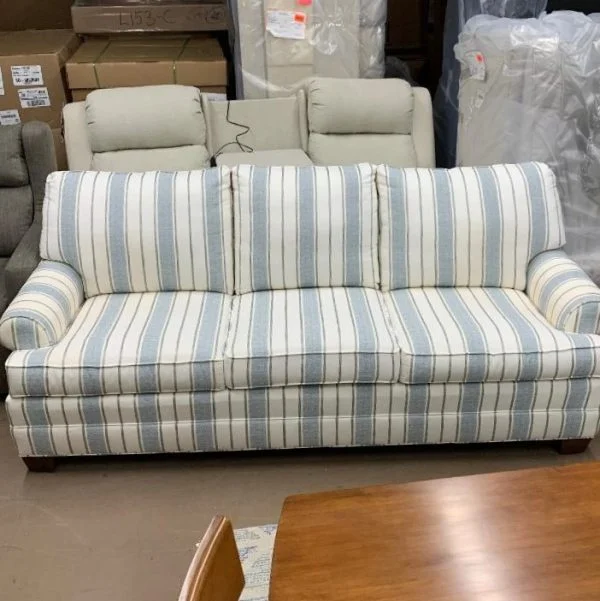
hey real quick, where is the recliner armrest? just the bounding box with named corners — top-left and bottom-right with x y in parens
top-left (526, 249), bottom-right (600, 334)
top-left (0, 261), bottom-right (84, 350)
top-left (63, 102), bottom-right (93, 170)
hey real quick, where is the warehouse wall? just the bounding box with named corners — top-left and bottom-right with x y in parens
top-left (1, 0), bottom-right (73, 30)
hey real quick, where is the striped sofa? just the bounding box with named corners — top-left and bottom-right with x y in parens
top-left (1, 162), bottom-right (600, 471)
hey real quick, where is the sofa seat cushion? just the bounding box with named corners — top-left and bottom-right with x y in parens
top-left (6, 291), bottom-right (231, 397)
top-left (216, 149), bottom-right (313, 167)
top-left (385, 287), bottom-right (600, 385)
top-left (225, 287), bottom-right (400, 389)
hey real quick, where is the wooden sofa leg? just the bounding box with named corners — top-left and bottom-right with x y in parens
top-left (22, 457), bottom-right (57, 472)
top-left (556, 439), bottom-right (592, 455)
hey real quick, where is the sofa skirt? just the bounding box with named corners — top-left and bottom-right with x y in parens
top-left (6, 381), bottom-right (600, 457)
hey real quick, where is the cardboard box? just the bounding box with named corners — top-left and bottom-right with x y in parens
top-left (71, 0), bottom-right (228, 33)
top-left (66, 36), bottom-right (227, 91)
top-left (52, 128), bottom-right (68, 170)
top-left (0, 30), bottom-right (80, 129)
top-left (1, 1), bottom-right (73, 31)
top-left (70, 84), bottom-right (226, 101)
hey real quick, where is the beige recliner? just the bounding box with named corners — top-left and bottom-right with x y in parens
top-left (63, 85), bottom-right (211, 171)
top-left (306, 78), bottom-right (435, 167)
top-left (63, 80), bottom-right (435, 170)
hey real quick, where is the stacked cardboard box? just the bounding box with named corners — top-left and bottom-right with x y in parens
top-left (0, 30), bottom-right (80, 168)
top-left (71, 0), bottom-right (228, 34)
top-left (66, 35), bottom-right (227, 101)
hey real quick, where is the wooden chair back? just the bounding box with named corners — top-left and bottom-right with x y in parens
top-left (178, 515), bottom-right (245, 601)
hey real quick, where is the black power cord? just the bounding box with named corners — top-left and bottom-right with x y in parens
top-left (212, 101), bottom-right (254, 164)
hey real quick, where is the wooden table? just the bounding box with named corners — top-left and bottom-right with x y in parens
top-left (270, 463), bottom-right (600, 601)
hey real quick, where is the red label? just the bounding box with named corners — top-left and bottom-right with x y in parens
top-left (298, 0), bottom-right (312, 5)
top-left (294, 12), bottom-right (306, 23)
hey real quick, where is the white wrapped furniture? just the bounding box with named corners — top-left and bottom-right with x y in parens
top-left (1, 162), bottom-right (599, 471)
top-left (230, 0), bottom-right (386, 99)
top-left (455, 12), bottom-right (600, 284)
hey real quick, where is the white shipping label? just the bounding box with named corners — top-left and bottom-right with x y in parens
top-left (12, 65), bottom-right (44, 86)
top-left (0, 110), bottom-right (21, 126)
top-left (18, 87), bottom-right (51, 108)
top-left (465, 51), bottom-right (486, 81)
top-left (266, 10), bottom-right (306, 40)
top-left (0, 68), bottom-right (4, 95)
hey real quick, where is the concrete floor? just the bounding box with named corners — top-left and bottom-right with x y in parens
top-left (0, 402), bottom-right (598, 601)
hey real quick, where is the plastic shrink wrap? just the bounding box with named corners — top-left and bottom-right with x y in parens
top-left (229, 0), bottom-right (386, 99)
top-left (456, 11), bottom-right (600, 283)
top-left (434, 0), bottom-right (547, 166)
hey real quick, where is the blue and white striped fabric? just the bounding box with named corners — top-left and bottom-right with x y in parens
top-left (232, 164), bottom-right (379, 293)
top-left (385, 287), bottom-right (600, 385)
top-left (527, 250), bottom-right (600, 335)
top-left (6, 380), bottom-right (600, 456)
top-left (0, 261), bottom-right (84, 351)
top-left (6, 290), bottom-right (232, 397)
top-left (377, 162), bottom-right (565, 290)
top-left (41, 169), bottom-right (233, 296)
top-left (225, 287), bottom-right (400, 388)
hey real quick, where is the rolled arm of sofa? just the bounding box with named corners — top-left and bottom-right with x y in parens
top-left (526, 249), bottom-right (600, 334)
top-left (0, 261), bottom-right (84, 350)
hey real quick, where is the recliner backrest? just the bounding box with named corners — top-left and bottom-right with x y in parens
top-left (63, 85), bottom-right (211, 172)
top-left (0, 125), bottom-right (34, 256)
top-left (306, 78), bottom-right (435, 168)
top-left (202, 92), bottom-right (308, 156)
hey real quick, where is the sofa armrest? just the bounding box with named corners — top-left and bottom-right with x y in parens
top-left (0, 261), bottom-right (84, 350)
top-left (4, 221), bottom-right (42, 302)
top-left (526, 249), bottom-right (600, 334)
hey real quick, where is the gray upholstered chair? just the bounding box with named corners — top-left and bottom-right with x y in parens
top-left (0, 121), bottom-right (56, 392)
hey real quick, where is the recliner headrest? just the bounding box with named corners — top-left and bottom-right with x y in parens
top-left (85, 85), bottom-right (207, 153)
top-left (308, 78), bottom-right (414, 135)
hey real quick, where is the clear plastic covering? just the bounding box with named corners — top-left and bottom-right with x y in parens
top-left (229, 0), bottom-right (386, 99)
top-left (455, 11), bottom-right (600, 283)
top-left (434, 0), bottom-right (547, 167)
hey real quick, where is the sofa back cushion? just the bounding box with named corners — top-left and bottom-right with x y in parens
top-left (307, 78), bottom-right (418, 167)
top-left (233, 164), bottom-right (379, 293)
top-left (378, 162), bottom-right (565, 290)
top-left (41, 168), bottom-right (233, 296)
